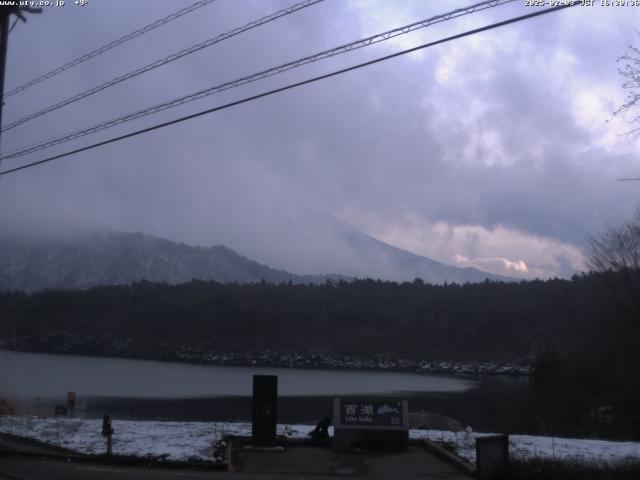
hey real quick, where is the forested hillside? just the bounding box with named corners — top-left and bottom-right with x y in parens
top-left (2, 271), bottom-right (639, 427)
top-left (0, 273), bottom-right (634, 366)
top-left (0, 232), bottom-right (346, 292)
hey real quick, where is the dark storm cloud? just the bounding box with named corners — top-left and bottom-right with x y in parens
top-left (1, 0), bottom-right (639, 278)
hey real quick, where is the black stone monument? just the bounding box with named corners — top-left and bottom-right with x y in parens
top-left (251, 375), bottom-right (278, 446)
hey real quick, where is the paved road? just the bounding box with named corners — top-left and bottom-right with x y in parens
top-left (0, 434), bottom-right (74, 456)
top-left (0, 455), bottom-right (279, 480)
top-left (236, 446), bottom-right (471, 479)
top-left (0, 433), bottom-right (471, 479)
top-left (0, 451), bottom-right (471, 479)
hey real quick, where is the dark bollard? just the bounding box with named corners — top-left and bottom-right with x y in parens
top-left (476, 434), bottom-right (509, 480)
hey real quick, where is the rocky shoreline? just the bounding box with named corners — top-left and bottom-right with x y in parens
top-left (1, 331), bottom-right (531, 376)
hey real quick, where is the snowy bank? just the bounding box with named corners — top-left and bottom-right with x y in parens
top-left (0, 416), bottom-right (314, 461)
top-left (1, 416), bottom-right (639, 467)
top-left (411, 429), bottom-right (640, 467)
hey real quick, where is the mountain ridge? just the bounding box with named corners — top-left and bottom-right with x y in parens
top-left (0, 231), bottom-right (347, 292)
top-left (0, 228), bottom-right (513, 292)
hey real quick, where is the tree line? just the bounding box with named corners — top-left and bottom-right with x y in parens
top-left (0, 271), bottom-right (636, 379)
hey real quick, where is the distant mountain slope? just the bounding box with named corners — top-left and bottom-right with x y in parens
top-left (0, 224), bottom-right (513, 292)
top-left (335, 221), bottom-right (514, 284)
top-left (214, 211), bottom-right (515, 285)
top-left (0, 232), bottom-right (345, 292)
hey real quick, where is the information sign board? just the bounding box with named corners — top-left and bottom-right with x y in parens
top-left (339, 399), bottom-right (404, 427)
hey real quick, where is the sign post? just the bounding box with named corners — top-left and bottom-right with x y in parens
top-left (333, 398), bottom-right (409, 451)
top-left (101, 414), bottom-right (114, 455)
top-left (67, 392), bottom-right (76, 418)
top-left (251, 375), bottom-right (278, 446)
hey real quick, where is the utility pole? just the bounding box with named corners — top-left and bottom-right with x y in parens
top-left (0, 6), bottom-right (41, 153)
top-left (0, 7), bottom-right (11, 143)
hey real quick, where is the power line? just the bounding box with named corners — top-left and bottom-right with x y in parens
top-left (0, 3), bottom-right (577, 178)
top-left (1, 0), bottom-right (325, 133)
top-left (3, 0), bottom-right (219, 99)
top-left (1, 0), bottom-right (515, 161)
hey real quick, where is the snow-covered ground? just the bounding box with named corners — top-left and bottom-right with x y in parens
top-left (1, 416), bottom-right (639, 467)
top-left (411, 429), bottom-right (640, 466)
top-left (0, 416), bottom-right (313, 461)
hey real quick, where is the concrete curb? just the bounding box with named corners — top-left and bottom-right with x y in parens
top-left (223, 435), bottom-right (235, 471)
top-left (420, 439), bottom-right (476, 477)
top-left (225, 434), bottom-right (334, 471)
top-left (229, 434), bottom-right (332, 448)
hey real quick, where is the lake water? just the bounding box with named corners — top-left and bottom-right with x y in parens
top-left (0, 350), bottom-right (475, 400)
top-left (0, 350), bottom-right (533, 431)
top-left (2, 351), bottom-right (632, 439)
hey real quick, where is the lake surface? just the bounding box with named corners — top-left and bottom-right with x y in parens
top-left (0, 350), bottom-right (476, 400)
top-left (0, 350), bottom-right (534, 431)
top-left (2, 351), bottom-right (631, 439)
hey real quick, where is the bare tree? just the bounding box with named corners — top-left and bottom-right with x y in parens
top-left (613, 33), bottom-right (640, 137)
top-left (610, 34), bottom-right (640, 182)
top-left (587, 210), bottom-right (640, 272)
top-left (587, 210), bottom-right (640, 319)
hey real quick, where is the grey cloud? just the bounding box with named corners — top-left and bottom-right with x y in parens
top-left (1, 0), bottom-right (639, 279)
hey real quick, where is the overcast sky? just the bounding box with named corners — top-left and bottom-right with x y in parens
top-left (1, 0), bottom-right (639, 280)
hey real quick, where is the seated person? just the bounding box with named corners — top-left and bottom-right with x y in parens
top-left (308, 416), bottom-right (332, 439)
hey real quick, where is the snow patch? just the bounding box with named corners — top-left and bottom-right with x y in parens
top-left (1, 416), bottom-right (639, 466)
